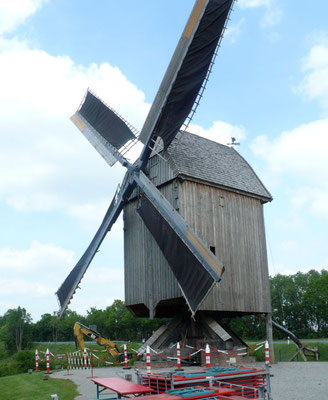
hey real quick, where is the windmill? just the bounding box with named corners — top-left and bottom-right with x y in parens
top-left (56, 0), bottom-right (274, 362)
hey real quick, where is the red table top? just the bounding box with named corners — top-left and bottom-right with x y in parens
top-left (91, 377), bottom-right (155, 395)
top-left (141, 395), bottom-right (182, 400)
top-left (139, 388), bottom-right (235, 400)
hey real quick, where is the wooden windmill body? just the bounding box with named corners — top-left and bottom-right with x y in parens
top-left (125, 132), bottom-right (273, 353)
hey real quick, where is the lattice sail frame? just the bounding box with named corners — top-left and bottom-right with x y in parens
top-left (56, 0), bottom-right (235, 318)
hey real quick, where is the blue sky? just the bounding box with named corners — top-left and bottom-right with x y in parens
top-left (0, 0), bottom-right (327, 321)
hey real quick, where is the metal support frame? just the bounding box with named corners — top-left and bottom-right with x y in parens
top-left (265, 313), bottom-right (275, 364)
top-left (265, 364), bottom-right (272, 400)
top-left (136, 369), bottom-right (268, 399)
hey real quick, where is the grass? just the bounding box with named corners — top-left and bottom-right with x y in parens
top-left (31, 342), bottom-right (141, 355)
top-left (0, 372), bottom-right (79, 400)
top-left (254, 342), bottom-right (328, 362)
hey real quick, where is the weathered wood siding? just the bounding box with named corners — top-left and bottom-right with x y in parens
top-left (179, 180), bottom-right (271, 313)
top-left (124, 178), bottom-right (271, 315)
top-left (124, 182), bottom-right (181, 315)
top-left (124, 153), bottom-right (271, 316)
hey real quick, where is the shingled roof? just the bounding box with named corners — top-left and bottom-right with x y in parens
top-left (164, 132), bottom-right (272, 203)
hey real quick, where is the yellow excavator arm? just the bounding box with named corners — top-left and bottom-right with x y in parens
top-left (73, 322), bottom-right (120, 357)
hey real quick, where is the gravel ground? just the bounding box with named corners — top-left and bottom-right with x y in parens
top-left (52, 362), bottom-right (328, 400)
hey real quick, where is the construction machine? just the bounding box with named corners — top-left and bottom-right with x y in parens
top-left (73, 321), bottom-right (120, 357)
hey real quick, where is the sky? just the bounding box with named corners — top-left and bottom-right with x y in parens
top-left (0, 0), bottom-right (327, 322)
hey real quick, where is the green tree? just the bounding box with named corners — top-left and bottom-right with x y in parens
top-left (270, 270), bottom-right (326, 338)
top-left (85, 307), bottom-right (108, 335)
top-left (1, 307), bottom-right (32, 353)
top-left (55, 309), bottom-right (86, 341)
top-left (304, 270), bottom-right (328, 336)
top-left (33, 313), bottom-right (58, 342)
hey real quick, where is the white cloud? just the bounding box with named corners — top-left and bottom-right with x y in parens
top-left (298, 44), bottom-right (328, 111)
top-left (0, 239), bottom-right (124, 319)
top-left (0, 36), bottom-right (150, 226)
top-left (0, 278), bottom-right (48, 296)
top-left (84, 266), bottom-right (123, 284)
top-left (68, 201), bottom-right (124, 237)
top-left (0, 241), bottom-right (78, 318)
top-left (0, 241), bottom-right (75, 273)
top-left (0, 0), bottom-right (47, 34)
top-left (238, 0), bottom-right (282, 28)
top-left (238, 0), bottom-right (270, 8)
top-left (225, 18), bottom-right (245, 44)
top-left (260, 4), bottom-right (282, 29)
top-left (251, 120), bottom-right (328, 178)
top-left (189, 120), bottom-right (246, 145)
top-left (251, 119), bottom-right (328, 220)
top-left (252, 41), bottom-right (328, 220)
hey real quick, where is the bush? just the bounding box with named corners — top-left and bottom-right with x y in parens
top-left (0, 350), bottom-right (36, 377)
top-left (0, 359), bottom-right (20, 377)
top-left (12, 350), bottom-right (35, 372)
top-left (0, 342), bottom-right (8, 360)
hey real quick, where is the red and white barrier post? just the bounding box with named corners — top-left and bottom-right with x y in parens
top-left (123, 344), bottom-right (129, 368)
top-left (35, 349), bottom-right (39, 372)
top-left (84, 348), bottom-right (88, 369)
top-left (87, 351), bottom-right (96, 379)
top-left (205, 344), bottom-right (211, 369)
top-left (265, 340), bottom-right (270, 365)
top-left (177, 342), bottom-right (181, 370)
top-left (146, 345), bottom-right (151, 375)
top-left (46, 348), bottom-right (50, 373)
top-left (64, 352), bottom-right (72, 376)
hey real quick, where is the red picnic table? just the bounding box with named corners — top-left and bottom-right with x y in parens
top-left (91, 377), bottom-right (155, 399)
top-left (139, 388), bottom-right (237, 400)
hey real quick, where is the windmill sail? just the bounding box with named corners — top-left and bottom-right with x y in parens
top-left (56, 179), bottom-right (132, 318)
top-left (137, 195), bottom-right (223, 314)
top-left (139, 0), bottom-right (234, 163)
top-left (79, 91), bottom-right (136, 149)
top-left (134, 170), bottom-right (224, 315)
top-left (71, 91), bottom-right (139, 168)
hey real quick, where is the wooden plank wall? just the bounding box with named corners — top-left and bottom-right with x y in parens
top-left (124, 182), bottom-right (181, 316)
top-left (179, 180), bottom-right (271, 313)
top-left (124, 154), bottom-right (271, 316)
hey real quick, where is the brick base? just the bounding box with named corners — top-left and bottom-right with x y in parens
top-left (200, 351), bottom-right (256, 367)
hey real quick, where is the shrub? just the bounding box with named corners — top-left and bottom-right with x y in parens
top-left (12, 350), bottom-right (35, 372)
top-left (0, 342), bottom-right (8, 360)
top-left (0, 359), bottom-right (20, 377)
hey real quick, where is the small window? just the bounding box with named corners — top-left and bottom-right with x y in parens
top-left (219, 196), bottom-right (224, 207)
top-left (210, 246), bottom-right (216, 255)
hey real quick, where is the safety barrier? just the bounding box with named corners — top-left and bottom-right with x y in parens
top-left (34, 340), bottom-right (266, 375)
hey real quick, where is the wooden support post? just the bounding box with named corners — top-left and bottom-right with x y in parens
top-left (265, 313), bottom-right (275, 364)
